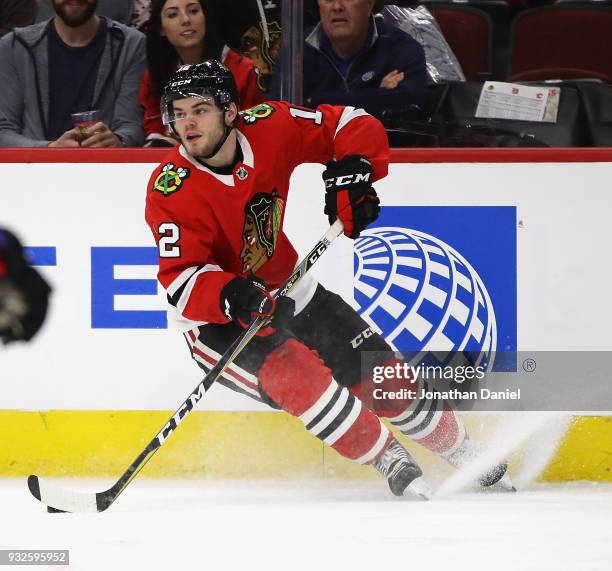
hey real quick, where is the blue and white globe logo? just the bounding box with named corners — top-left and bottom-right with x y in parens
top-left (354, 227), bottom-right (496, 370)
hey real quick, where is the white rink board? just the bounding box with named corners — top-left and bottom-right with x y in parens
top-left (1, 161), bottom-right (611, 410)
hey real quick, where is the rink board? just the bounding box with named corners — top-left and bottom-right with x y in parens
top-left (1, 148), bottom-right (612, 481)
top-left (0, 411), bottom-right (610, 482)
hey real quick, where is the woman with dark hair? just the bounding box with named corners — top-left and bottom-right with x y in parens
top-left (140, 0), bottom-right (264, 146)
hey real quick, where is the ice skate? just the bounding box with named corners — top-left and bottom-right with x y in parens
top-left (445, 439), bottom-right (516, 492)
top-left (493, 472), bottom-right (517, 492)
top-left (374, 439), bottom-right (432, 500)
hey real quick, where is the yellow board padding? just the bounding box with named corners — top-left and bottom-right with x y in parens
top-left (0, 411), bottom-right (611, 481)
top-left (539, 416), bottom-right (612, 481)
top-left (0, 410), bottom-right (323, 478)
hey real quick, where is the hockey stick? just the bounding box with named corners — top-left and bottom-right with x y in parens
top-left (27, 219), bottom-right (344, 513)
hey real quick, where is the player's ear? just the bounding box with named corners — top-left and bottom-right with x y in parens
top-left (225, 103), bottom-right (238, 126)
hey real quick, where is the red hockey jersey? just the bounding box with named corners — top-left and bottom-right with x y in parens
top-left (145, 101), bottom-right (389, 327)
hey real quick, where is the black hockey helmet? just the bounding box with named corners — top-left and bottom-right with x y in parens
top-left (161, 60), bottom-right (240, 127)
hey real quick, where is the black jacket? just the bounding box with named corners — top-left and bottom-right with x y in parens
top-left (302, 18), bottom-right (428, 117)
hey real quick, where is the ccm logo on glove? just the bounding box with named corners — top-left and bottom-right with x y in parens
top-left (323, 155), bottom-right (380, 239)
top-left (324, 171), bottom-right (372, 189)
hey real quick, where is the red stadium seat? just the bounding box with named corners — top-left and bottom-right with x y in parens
top-left (508, 5), bottom-right (612, 82)
top-left (425, 5), bottom-right (493, 80)
top-left (421, 0), bottom-right (510, 78)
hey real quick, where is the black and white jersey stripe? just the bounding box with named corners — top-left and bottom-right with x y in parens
top-left (167, 264), bottom-right (223, 312)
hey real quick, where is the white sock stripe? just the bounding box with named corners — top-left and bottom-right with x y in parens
top-left (395, 397), bottom-right (437, 433)
top-left (353, 419), bottom-right (390, 464)
top-left (324, 398), bottom-right (363, 446)
top-left (298, 381), bottom-right (339, 426)
top-left (387, 378), bottom-right (424, 424)
top-left (307, 387), bottom-right (349, 437)
top-left (387, 395), bottom-right (422, 424)
top-left (407, 399), bottom-right (445, 440)
top-left (409, 410), bottom-right (444, 440)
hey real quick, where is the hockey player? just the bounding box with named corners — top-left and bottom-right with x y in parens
top-left (0, 228), bottom-right (51, 344)
top-left (145, 60), bottom-right (510, 498)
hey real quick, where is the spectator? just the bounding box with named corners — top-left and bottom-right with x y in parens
top-left (135, 1), bottom-right (320, 95)
top-left (141, 0), bottom-right (264, 147)
top-left (131, 0), bottom-right (152, 32)
top-left (0, 0), bottom-right (36, 38)
top-left (273, 0), bottom-right (428, 120)
top-left (35, 0), bottom-right (135, 26)
top-left (0, 0), bottom-right (145, 148)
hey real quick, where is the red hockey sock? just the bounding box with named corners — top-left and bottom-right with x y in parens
top-left (351, 356), bottom-right (467, 457)
top-left (259, 339), bottom-right (392, 464)
top-left (379, 389), bottom-right (466, 456)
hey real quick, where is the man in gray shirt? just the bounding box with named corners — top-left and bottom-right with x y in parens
top-left (0, 0), bottom-right (145, 147)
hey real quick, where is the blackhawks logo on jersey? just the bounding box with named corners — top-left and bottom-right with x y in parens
top-left (152, 162), bottom-right (190, 197)
top-left (240, 191), bottom-right (284, 273)
top-left (241, 103), bottom-right (276, 125)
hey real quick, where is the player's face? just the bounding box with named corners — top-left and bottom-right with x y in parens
top-left (318, 0), bottom-right (373, 43)
top-left (171, 96), bottom-right (229, 158)
top-left (52, 0), bottom-right (98, 27)
top-left (160, 0), bottom-right (205, 51)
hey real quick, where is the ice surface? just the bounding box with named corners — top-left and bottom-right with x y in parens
top-left (2, 478), bottom-right (611, 571)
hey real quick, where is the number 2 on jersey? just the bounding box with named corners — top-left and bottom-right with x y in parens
top-left (158, 222), bottom-right (180, 258)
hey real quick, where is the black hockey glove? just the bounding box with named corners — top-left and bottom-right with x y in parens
top-left (323, 155), bottom-right (380, 239)
top-left (220, 275), bottom-right (295, 334)
top-left (0, 229), bottom-right (51, 344)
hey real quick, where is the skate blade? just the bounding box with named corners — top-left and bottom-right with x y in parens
top-left (497, 473), bottom-right (517, 492)
top-left (406, 476), bottom-right (432, 500)
top-left (482, 473), bottom-right (517, 493)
